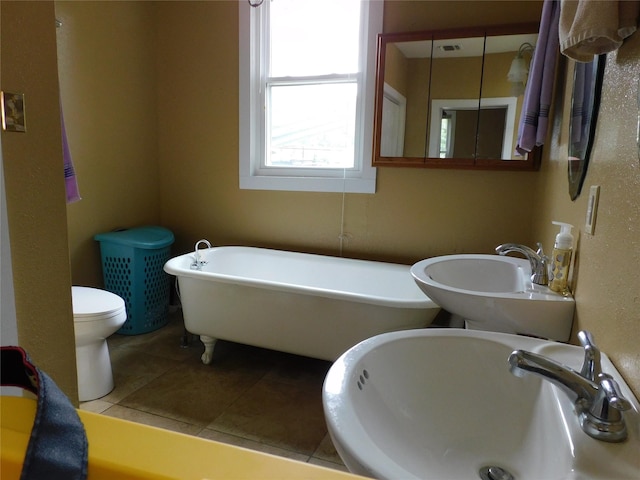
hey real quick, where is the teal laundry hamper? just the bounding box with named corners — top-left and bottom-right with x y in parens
top-left (94, 226), bottom-right (175, 335)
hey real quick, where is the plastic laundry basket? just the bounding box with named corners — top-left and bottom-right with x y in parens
top-left (94, 226), bottom-right (175, 335)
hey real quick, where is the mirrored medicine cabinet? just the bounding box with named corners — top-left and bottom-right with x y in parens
top-left (372, 23), bottom-right (543, 170)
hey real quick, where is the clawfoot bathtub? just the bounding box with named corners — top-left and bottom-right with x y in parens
top-left (164, 246), bottom-right (439, 363)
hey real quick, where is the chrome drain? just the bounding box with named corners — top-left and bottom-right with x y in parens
top-left (479, 466), bottom-right (515, 480)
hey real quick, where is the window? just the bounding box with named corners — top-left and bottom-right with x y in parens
top-left (239, 0), bottom-right (382, 193)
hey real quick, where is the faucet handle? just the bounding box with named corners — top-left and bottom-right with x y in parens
top-left (578, 331), bottom-right (602, 381)
top-left (581, 372), bottom-right (632, 442)
top-left (598, 374), bottom-right (632, 412)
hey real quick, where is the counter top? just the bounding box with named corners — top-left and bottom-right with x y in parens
top-left (1, 396), bottom-right (364, 479)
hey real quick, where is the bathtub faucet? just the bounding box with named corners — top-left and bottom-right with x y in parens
top-left (508, 331), bottom-right (632, 442)
top-left (191, 239), bottom-right (212, 270)
top-left (495, 242), bottom-right (548, 285)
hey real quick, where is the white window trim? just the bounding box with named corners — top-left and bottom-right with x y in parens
top-left (238, 1), bottom-right (382, 194)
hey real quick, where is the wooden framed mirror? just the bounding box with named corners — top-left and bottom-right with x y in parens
top-left (373, 23), bottom-right (543, 170)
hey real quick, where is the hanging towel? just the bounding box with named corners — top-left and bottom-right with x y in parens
top-left (61, 108), bottom-right (81, 204)
top-left (516, 0), bottom-right (560, 155)
top-left (560, 0), bottom-right (640, 62)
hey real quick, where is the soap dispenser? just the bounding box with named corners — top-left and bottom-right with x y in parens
top-left (549, 221), bottom-right (573, 295)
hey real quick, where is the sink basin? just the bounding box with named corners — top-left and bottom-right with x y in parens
top-left (323, 329), bottom-right (640, 480)
top-left (410, 254), bottom-right (575, 341)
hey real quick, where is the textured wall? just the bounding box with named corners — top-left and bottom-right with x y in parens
top-left (532, 36), bottom-right (640, 397)
top-left (1, 1), bottom-right (77, 401)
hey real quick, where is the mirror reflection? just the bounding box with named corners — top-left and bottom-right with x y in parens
top-left (374, 25), bottom-right (542, 169)
top-left (379, 35), bottom-right (432, 158)
top-left (427, 35), bottom-right (484, 159)
top-left (568, 54), bottom-right (606, 200)
top-left (480, 33), bottom-right (537, 160)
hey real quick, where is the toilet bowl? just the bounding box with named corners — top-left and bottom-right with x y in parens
top-left (72, 286), bottom-right (127, 401)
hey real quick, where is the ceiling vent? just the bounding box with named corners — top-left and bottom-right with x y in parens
top-left (438, 45), bottom-right (462, 52)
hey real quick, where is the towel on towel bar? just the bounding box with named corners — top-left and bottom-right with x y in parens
top-left (560, 0), bottom-right (640, 62)
top-left (516, 0), bottom-right (560, 155)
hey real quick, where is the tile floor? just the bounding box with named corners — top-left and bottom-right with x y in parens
top-left (80, 309), bottom-right (348, 472)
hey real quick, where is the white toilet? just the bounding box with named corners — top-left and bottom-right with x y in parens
top-left (72, 286), bottom-right (127, 401)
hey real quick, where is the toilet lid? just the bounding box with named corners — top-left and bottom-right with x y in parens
top-left (72, 286), bottom-right (126, 320)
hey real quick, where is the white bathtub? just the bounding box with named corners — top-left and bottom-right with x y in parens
top-left (163, 246), bottom-right (440, 363)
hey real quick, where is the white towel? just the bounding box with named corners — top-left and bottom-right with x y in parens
top-left (560, 0), bottom-right (640, 62)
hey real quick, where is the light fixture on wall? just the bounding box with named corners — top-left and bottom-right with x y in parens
top-left (507, 42), bottom-right (535, 96)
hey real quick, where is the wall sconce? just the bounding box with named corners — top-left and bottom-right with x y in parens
top-left (507, 43), bottom-right (535, 96)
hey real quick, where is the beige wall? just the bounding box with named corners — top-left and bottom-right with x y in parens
top-left (154, 1), bottom-right (539, 267)
top-left (533, 40), bottom-right (640, 395)
top-left (56, 1), bottom-right (161, 287)
top-left (403, 57), bottom-right (430, 157)
top-left (431, 56), bottom-right (484, 100)
top-left (4, 0), bottom-right (639, 401)
top-left (383, 43), bottom-right (409, 97)
top-left (1, 1), bottom-right (78, 401)
top-left (53, 0), bottom-right (543, 273)
top-left (382, 1), bottom-right (542, 32)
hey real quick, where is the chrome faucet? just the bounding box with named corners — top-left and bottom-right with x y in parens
top-left (508, 331), bottom-right (632, 442)
top-left (190, 239), bottom-right (212, 270)
top-left (495, 242), bottom-right (548, 285)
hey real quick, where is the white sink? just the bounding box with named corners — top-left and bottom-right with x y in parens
top-left (323, 329), bottom-right (640, 480)
top-left (410, 254), bottom-right (575, 341)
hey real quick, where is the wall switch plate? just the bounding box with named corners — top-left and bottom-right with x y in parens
top-left (1, 91), bottom-right (26, 132)
top-left (585, 185), bottom-right (600, 235)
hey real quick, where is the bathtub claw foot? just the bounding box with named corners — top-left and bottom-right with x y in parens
top-left (200, 335), bottom-right (217, 364)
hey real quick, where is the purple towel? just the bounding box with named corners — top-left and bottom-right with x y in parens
top-left (516, 0), bottom-right (560, 155)
top-left (61, 108), bottom-right (81, 203)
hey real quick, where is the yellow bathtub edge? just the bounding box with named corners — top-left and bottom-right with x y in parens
top-left (1, 396), bottom-right (365, 480)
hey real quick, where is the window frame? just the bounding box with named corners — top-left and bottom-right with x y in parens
top-left (238, 0), bottom-right (382, 193)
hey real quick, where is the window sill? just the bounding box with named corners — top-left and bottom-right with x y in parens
top-left (239, 174), bottom-right (376, 194)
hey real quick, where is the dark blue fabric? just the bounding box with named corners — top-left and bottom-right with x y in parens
top-left (1, 347), bottom-right (88, 480)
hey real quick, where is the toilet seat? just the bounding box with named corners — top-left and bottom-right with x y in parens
top-left (72, 286), bottom-right (126, 321)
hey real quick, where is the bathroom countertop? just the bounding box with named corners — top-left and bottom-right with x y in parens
top-left (1, 396), bottom-right (364, 480)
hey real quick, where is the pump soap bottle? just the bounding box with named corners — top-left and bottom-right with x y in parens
top-left (549, 221), bottom-right (573, 295)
